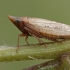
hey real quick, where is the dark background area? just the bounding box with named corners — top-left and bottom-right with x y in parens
top-left (0, 0), bottom-right (70, 70)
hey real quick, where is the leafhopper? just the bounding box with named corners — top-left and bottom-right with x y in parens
top-left (8, 15), bottom-right (70, 50)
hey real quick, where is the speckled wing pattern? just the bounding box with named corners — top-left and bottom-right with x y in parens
top-left (23, 17), bottom-right (70, 39)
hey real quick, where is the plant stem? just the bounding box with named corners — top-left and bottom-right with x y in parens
top-left (0, 40), bottom-right (70, 62)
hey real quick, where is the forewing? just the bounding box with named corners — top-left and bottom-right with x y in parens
top-left (23, 17), bottom-right (70, 37)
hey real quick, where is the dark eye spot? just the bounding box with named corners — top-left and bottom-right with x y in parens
top-left (15, 20), bottom-right (20, 23)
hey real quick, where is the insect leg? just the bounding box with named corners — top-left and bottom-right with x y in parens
top-left (25, 35), bottom-right (29, 45)
top-left (24, 27), bottom-right (44, 42)
top-left (33, 35), bottom-right (44, 43)
top-left (17, 33), bottom-right (29, 51)
top-left (24, 27), bottom-right (46, 47)
top-left (33, 35), bottom-right (46, 47)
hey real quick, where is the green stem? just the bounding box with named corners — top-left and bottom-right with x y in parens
top-left (0, 40), bottom-right (70, 62)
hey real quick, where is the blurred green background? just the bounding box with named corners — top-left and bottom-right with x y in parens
top-left (0, 0), bottom-right (70, 70)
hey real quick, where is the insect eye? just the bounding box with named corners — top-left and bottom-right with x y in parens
top-left (15, 19), bottom-right (20, 23)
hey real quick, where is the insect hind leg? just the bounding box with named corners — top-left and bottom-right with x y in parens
top-left (33, 35), bottom-right (47, 47)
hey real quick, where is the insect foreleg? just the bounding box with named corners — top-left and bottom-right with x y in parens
top-left (17, 33), bottom-right (29, 51)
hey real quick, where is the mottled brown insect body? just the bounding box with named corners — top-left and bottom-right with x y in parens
top-left (8, 15), bottom-right (70, 50)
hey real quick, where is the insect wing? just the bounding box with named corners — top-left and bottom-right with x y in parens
top-left (23, 17), bottom-right (70, 37)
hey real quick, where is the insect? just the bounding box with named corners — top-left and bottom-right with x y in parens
top-left (8, 15), bottom-right (70, 51)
